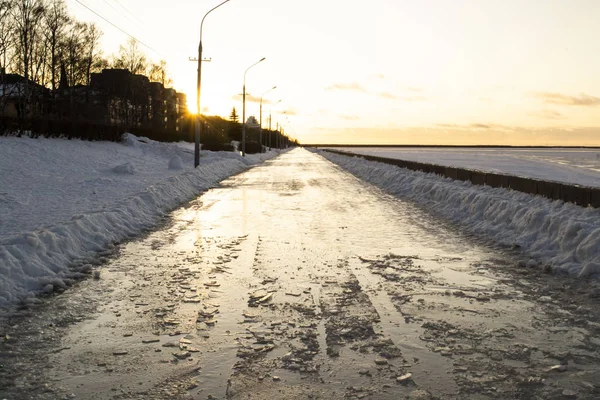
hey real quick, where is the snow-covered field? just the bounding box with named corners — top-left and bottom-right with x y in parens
top-left (0, 134), bottom-right (279, 307)
top-left (325, 147), bottom-right (600, 188)
top-left (318, 149), bottom-right (600, 279)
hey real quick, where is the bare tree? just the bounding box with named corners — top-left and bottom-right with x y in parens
top-left (54, 21), bottom-right (105, 88)
top-left (0, 0), bottom-right (14, 119)
top-left (62, 21), bottom-right (88, 86)
top-left (113, 37), bottom-right (147, 75)
top-left (10, 0), bottom-right (46, 120)
top-left (30, 19), bottom-right (48, 86)
top-left (11, 0), bottom-right (46, 82)
top-left (91, 55), bottom-right (109, 75)
top-left (0, 1), bottom-right (14, 71)
top-left (148, 59), bottom-right (172, 87)
top-left (81, 22), bottom-right (102, 85)
top-left (43, 0), bottom-right (68, 90)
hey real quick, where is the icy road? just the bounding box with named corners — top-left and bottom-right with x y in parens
top-left (2, 148), bottom-right (600, 399)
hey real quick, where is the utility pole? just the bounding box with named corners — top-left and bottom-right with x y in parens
top-left (268, 115), bottom-right (272, 149)
top-left (259, 86), bottom-right (276, 153)
top-left (194, 0), bottom-right (230, 168)
top-left (268, 100), bottom-right (281, 150)
top-left (242, 57), bottom-right (266, 156)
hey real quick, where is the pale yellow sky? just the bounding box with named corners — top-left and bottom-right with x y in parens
top-left (66, 0), bottom-right (600, 145)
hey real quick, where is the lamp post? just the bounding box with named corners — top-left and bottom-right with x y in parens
top-left (195, 0), bottom-right (230, 168)
top-left (268, 99), bottom-right (281, 149)
top-left (278, 111), bottom-right (287, 149)
top-left (242, 57), bottom-right (265, 157)
top-left (259, 85), bottom-right (276, 153)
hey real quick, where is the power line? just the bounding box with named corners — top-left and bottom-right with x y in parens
top-left (102, 0), bottom-right (146, 31)
top-left (111, 0), bottom-right (146, 27)
top-left (73, 0), bottom-right (163, 58)
top-left (101, 0), bottom-right (122, 16)
top-left (101, 0), bottom-right (148, 37)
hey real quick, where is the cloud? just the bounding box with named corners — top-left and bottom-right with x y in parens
top-left (325, 82), bottom-right (367, 92)
top-left (534, 92), bottom-right (600, 106)
top-left (273, 107), bottom-right (298, 116)
top-left (377, 92), bottom-right (398, 100)
top-left (436, 123), bottom-right (498, 130)
top-left (282, 108), bottom-right (298, 116)
top-left (469, 123), bottom-right (492, 129)
top-left (530, 109), bottom-right (565, 120)
top-left (305, 126), bottom-right (600, 146)
top-left (406, 87), bottom-right (424, 93)
top-left (231, 94), bottom-right (262, 103)
top-left (325, 82), bottom-right (426, 102)
top-left (436, 123), bottom-right (459, 128)
top-left (376, 92), bottom-right (427, 101)
top-left (403, 95), bottom-right (428, 102)
top-left (340, 114), bottom-right (359, 120)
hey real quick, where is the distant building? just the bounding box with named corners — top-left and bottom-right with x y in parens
top-left (0, 71), bottom-right (50, 118)
top-left (1, 67), bottom-right (191, 140)
top-left (89, 68), bottom-right (188, 132)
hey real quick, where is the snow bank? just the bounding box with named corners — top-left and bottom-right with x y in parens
top-left (0, 134), bottom-right (280, 307)
top-left (318, 150), bottom-right (600, 278)
top-left (326, 147), bottom-right (600, 188)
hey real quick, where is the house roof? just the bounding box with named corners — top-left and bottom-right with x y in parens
top-left (0, 73), bottom-right (50, 97)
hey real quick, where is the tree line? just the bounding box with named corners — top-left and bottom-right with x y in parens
top-left (187, 107), bottom-right (297, 152)
top-left (0, 0), bottom-right (169, 91)
top-left (0, 0), bottom-right (297, 150)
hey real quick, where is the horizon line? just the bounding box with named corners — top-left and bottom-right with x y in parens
top-left (302, 144), bottom-right (600, 149)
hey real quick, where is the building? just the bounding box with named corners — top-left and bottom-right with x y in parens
top-left (0, 70), bottom-right (50, 118)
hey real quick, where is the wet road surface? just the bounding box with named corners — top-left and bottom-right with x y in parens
top-left (2, 148), bottom-right (600, 399)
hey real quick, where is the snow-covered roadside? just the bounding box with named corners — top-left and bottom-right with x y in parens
top-left (0, 134), bottom-right (281, 307)
top-left (317, 150), bottom-right (600, 278)
top-left (325, 147), bottom-right (600, 188)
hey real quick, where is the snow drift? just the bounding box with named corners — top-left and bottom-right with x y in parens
top-left (0, 134), bottom-right (280, 307)
top-left (325, 147), bottom-right (600, 188)
top-left (318, 150), bottom-right (600, 278)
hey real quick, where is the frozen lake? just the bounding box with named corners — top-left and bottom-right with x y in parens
top-left (324, 147), bottom-right (600, 188)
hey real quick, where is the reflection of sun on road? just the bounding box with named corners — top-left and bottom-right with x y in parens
top-left (1, 148), bottom-right (600, 399)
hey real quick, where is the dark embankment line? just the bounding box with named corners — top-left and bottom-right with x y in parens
top-left (304, 144), bottom-right (600, 149)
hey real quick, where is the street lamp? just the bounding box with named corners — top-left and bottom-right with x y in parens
top-left (259, 85), bottom-right (276, 152)
top-left (278, 111), bottom-right (287, 149)
top-left (268, 99), bottom-right (281, 149)
top-left (195, 0), bottom-right (230, 168)
top-left (242, 57), bottom-right (266, 157)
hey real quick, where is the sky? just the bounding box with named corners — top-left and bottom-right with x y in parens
top-left (64, 0), bottom-right (600, 145)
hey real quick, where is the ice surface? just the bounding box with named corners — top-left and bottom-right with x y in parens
top-left (0, 134), bottom-right (278, 306)
top-left (319, 150), bottom-right (600, 278)
top-left (326, 147), bottom-right (600, 188)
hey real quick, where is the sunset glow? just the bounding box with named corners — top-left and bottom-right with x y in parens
top-left (64, 0), bottom-right (600, 145)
